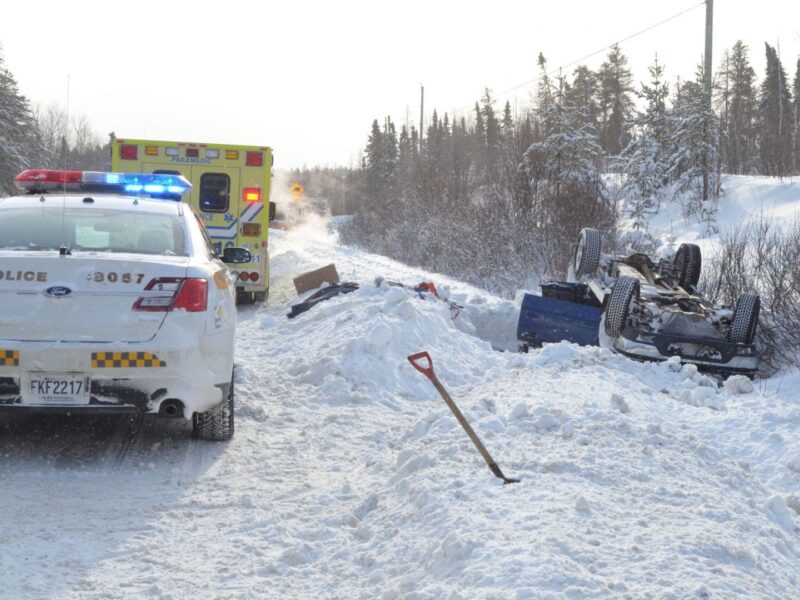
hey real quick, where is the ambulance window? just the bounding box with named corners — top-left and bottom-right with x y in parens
top-left (199, 173), bottom-right (230, 212)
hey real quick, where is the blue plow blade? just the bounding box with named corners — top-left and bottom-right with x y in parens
top-left (517, 283), bottom-right (602, 349)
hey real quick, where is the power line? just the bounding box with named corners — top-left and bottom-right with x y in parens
top-left (449, 1), bottom-right (705, 117)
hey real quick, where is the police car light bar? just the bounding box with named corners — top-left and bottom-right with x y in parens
top-left (14, 170), bottom-right (192, 199)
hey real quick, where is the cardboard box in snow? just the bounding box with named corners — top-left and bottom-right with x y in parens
top-left (293, 264), bottom-right (340, 295)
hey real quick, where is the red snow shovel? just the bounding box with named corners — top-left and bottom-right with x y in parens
top-left (407, 351), bottom-right (519, 485)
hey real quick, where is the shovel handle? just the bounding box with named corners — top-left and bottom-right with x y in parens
top-left (407, 351), bottom-right (435, 380)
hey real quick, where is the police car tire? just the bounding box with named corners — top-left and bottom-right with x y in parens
top-left (193, 374), bottom-right (234, 441)
top-left (574, 228), bottom-right (601, 278)
top-left (728, 292), bottom-right (760, 344)
top-left (604, 276), bottom-right (639, 338)
top-left (675, 243), bottom-right (702, 289)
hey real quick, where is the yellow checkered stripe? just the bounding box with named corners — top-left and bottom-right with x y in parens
top-left (91, 352), bottom-right (166, 368)
top-left (0, 350), bottom-right (19, 367)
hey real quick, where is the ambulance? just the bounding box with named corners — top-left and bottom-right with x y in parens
top-left (111, 136), bottom-right (275, 304)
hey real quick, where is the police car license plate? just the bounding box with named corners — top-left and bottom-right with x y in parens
top-left (23, 373), bottom-right (91, 405)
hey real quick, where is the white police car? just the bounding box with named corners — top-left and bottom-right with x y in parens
top-left (0, 169), bottom-right (250, 440)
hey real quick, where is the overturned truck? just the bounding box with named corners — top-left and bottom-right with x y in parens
top-left (517, 228), bottom-right (761, 376)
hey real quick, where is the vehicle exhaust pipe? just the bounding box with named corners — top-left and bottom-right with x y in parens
top-left (159, 399), bottom-right (184, 418)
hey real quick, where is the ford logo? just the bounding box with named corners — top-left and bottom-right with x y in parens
top-left (45, 286), bottom-right (72, 298)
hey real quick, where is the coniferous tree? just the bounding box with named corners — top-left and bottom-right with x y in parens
top-left (792, 57), bottom-right (800, 174)
top-left (0, 46), bottom-right (42, 195)
top-left (598, 44), bottom-right (635, 157)
top-left (757, 43), bottom-right (793, 177)
top-left (667, 65), bottom-right (720, 226)
top-left (618, 56), bottom-right (671, 227)
top-left (524, 73), bottom-right (612, 271)
top-left (566, 65), bottom-right (600, 130)
top-left (716, 41), bottom-right (757, 174)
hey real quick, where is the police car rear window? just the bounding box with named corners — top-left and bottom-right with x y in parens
top-left (199, 173), bottom-right (230, 212)
top-left (0, 208), bottom-right (188, 256)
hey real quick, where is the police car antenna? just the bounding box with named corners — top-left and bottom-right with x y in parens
top-left (60, 75), bottom-right (70, 256)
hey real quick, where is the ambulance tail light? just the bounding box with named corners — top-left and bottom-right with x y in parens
top-left (243, 187), bottom-right (261, 203)
top-left (119, 145), bottom-right (138, 160)
top-left (249, 272), bottom-right (260, 282)
top-left (238, 272), bottom-right (250, 282)
top-left (133, 278), bottom-right (207, 312)
top-left (245, 151), bottom-right (263, 166)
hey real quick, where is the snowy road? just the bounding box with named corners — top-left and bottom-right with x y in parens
top-left (2, 221), bottom-right (799, 599)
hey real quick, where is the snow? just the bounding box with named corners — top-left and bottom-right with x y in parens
top-left (1, 201), bottom-right (800, 598)
top-left (629, 174), bottom-right (800, 253)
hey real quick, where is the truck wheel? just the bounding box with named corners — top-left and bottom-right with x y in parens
top-left (574, 228), bottom-right (601, 278)
top-left (674, 243), bottom-right (702, 289)
top-left (728, 292), bottom-right (760, 344)
top-left (192, 374), bottom-right (235, 441)
top-left (604, 276), bottom-right (639, 337)
top-left (236, 290), bottom-right (255, 305)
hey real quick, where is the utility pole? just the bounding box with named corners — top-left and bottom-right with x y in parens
top-left (419, 84), bottom-right (424, 152)
top-left (702, 0), bottom-right (713, 201)
top-left (704, 0), bottom-right (713, 100)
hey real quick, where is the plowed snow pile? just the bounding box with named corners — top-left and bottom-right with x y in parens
top-left (1, 221), bottom-right (799, 599)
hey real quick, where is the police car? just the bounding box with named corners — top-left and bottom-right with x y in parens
top-left (0, 169), bottom-right (250, 440)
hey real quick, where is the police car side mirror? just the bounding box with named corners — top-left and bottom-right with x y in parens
top-left (268, 201), bottom-right (276, 221)
top-left (221, 247), bottom-right (251, 264)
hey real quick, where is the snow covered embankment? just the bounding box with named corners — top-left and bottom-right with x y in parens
top-left (236, 226), bottom-right (800, 598)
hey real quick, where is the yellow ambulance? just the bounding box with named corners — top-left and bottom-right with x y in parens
top-left (111, 136), bottom-right (275, 304)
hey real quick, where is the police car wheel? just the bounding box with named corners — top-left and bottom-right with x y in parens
top-left (192, 374), bottom-right (235, 441)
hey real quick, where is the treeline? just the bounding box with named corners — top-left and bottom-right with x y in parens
top-left (0, 46), bottom-right (107, 196)
top-left (340, 41), bottom-right (800, 294)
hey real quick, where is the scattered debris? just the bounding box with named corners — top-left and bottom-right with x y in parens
top-left (376, 277), bottom-right (463, 319)
top-left (294, 263), bottom-right (340, 294)
top-left (287, 282), bottom-right (359, 319)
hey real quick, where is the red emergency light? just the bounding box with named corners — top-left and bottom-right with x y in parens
top-left (242, 187), bottom-right (262, 203)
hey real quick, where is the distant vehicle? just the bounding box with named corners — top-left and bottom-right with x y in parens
top-left (518, 228), bottom-right (761, 376)
top-left (111, 136), bottom-right (276, 304)
top-left (0, 169), bottom-right (253, 439)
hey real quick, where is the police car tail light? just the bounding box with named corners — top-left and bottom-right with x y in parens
top-left (133, 277), bottom-right (207, 312)
top-left (133, 277), bottom-right (183, 311)
top-left (172, 279), bottom-right (208, 312)
top-left (243, 187), bottom-right (261, 203)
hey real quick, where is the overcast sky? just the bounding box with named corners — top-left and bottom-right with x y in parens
top-left (2, 0), bottom-right (799, 169)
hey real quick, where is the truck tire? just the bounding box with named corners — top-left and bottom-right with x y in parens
top-left (236, 289), bottom-right (255, 305)
top-left (674, 243), bottom-right (702, 289)
top-left (574, 228), bottom-right (601, 278)
top-left (604, 276), bottom-right (639, 337)
top-left (728, 292), bottom-right (760, 344)
top-left (193, 374), bottom-right (235, 441)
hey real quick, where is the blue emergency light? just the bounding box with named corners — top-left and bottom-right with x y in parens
top-left (14, 170), bottom-right (192, 200)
